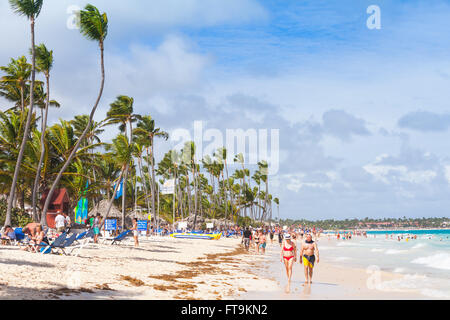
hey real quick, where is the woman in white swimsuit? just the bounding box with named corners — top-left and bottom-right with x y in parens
top-left (132, 218), bottom-right (139, 247)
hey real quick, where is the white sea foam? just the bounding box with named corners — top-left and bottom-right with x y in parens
top-left (412, 252), bottom-right (450, 270)
top-left (412, 243), bottom-right (426, 249)
top-left (317, 246), bottom-right (333, 250)
top-left (385, 249), bottom-right (409, 255)
top-left (421, 288), bottom-right (450, 299)
top-left (334, 256), bottom-right (351, 261)
top-left (393, 268), bottom-right (405, 273)
top-left (336, 242), bottom-right (364, 247)
top-left (376, 274), bottom-right (428, 292)
top-left (371, 248), bottom-right (384, 253)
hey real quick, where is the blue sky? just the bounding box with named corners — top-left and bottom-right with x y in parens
top-left (1, 0), bottom-right (450, 220)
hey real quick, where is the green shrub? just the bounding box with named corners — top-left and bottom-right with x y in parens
top-left (0, 199), bottom-right (34, 227)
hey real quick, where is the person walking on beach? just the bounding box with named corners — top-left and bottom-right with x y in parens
top-left (280, 233), bottom-right (296, 292)
top-left (259, 231), bottom-right (267, 254)
top-left (254, 230), bottom-right (260, 254)
top-left (55, 211), bottom-right (65, 233)
top-left (278, 230), bottom-right (283, 247)
top-left (242, 227), bottom-right (251, 251)
top-left (93, 214), bottom-right (101, 243)
top-left (132, 218), bottom-right (139, 247)
top-left (300, 233), bottom-right (319, 285)
top-left (64, 212), bottom-right (71, 233)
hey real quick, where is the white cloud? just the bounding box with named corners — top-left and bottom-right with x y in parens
top-left (363, 161), bottom-right (437, 185)
top-left (108, 35), bottom-right (210, 97)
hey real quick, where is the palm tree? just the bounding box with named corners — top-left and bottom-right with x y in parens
top-left (106, 95), bottom-right (138, 223)
top-left (101, 134), bottom-right (134, 229)
top-left (4, 0), bottom-right (43, 227)
top-left (133, 115), bottom-right (168, 223)
top-left (42, 4), bottom-right (108, 225)
top-left (274, 197), bottom-right (279, 221)
top-left (0, 56), bottom-right (31, 112)
top-left (258, 160), bottom-right (269, 221)
top-left (31, 43), bottom-right (54, 221)
top-left (0, 110), bottom-right (27, 196)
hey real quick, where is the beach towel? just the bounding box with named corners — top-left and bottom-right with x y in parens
top-left (40, 242), bottom-right (51, 254)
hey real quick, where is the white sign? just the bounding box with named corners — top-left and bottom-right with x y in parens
top-left (178, 222), bottom-right (187, 230)
top-left (206, 223), bottom-right (214, 229)
top-left (161, 179), bottom-right (175, 195)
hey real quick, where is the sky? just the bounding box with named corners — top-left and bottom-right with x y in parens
top-left (1, 0), bottom-right (450, 220)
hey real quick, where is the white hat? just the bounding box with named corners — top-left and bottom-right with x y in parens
top-left (284, 233), bottom-right (291, 239)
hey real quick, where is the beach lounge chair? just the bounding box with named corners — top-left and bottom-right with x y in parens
top-left (74, 228), bottom-right (94, 246)
top-left (40, 232), bottom-right (67, 255)
top-left (46, 232), bottom-right (82, 255)
top-left (106, 230), bottom-right (131, 245)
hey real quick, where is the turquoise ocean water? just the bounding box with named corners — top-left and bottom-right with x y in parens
top-left (319, 229), bottom-right (450, 298)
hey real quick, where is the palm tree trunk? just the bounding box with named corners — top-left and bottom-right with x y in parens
top-left (138, 155), bottom-right (151, 216)
top-left (121, 164), bottom-right (129, 230)
top-left (5, 17), bottom-right (36, 227)
top-left (32, 73), bottom-right (50, 222)
top-left (173, 169), bottom-right (177, 229)
top-left (192, 165), bottom-right (199, 230)
top-left (20, 86), bottom-right (24, 113)
top-left (42, 41), bottom-right (105, 226)
top-left (150, 138), bottom-right (156, 220)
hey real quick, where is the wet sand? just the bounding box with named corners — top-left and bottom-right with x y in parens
top-left (242, 238), bottom-right (428, 300)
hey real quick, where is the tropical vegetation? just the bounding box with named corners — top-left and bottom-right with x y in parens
top-left (0, 2), bottom-right (279, 229)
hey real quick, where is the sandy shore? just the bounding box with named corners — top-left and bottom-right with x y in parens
top-left (0, 236), bottom-right (276, 300)
top-left (244, 238), bottom-right (433, 300)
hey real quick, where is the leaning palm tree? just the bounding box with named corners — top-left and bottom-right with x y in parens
top-left (4, 0), bottom-right (43, 227)
top-left (41, 4), bottom-right (108, 226)
top-left (31, 43), bottom-right (54, 222)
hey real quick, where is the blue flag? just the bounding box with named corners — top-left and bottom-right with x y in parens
top-left (114, 179), bottom-right (123, 199)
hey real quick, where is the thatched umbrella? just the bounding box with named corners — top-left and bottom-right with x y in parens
top-left (89, 199), bottom-right (122, 221)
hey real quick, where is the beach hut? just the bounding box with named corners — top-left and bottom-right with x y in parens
top-left (88, 200), bottom-right (122, 220)
top-left (40, 188), bottom-right (70, 229)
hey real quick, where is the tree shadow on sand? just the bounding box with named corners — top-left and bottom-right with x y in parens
top-left (0, 259), bottom-right (55, 268)
top-left (0, 282), bottom-right (145, 300)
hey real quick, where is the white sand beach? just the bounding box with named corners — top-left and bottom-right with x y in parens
top-left (0, 237), bottom-right (276, 300)
top-left (1, 234), bottom-right (448, 300)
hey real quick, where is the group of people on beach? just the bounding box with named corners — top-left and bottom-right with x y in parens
top-left (241, 224), bottom-right (321, 292)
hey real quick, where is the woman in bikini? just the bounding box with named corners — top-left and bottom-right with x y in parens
top-left (280, 233), bottom-right (296, 292)
top-left (254, 231), bottom-right (260, 254)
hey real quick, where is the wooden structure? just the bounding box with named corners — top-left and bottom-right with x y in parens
top-left (40, 188), bottom-right (70, 229)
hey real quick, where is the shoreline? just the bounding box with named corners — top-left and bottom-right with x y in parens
top-left (1, 235), bottom-right (447, 300)
top-left (323, 228), bottom-right (450, 233)
top-left (240, 237), bottom-right (448, 300)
